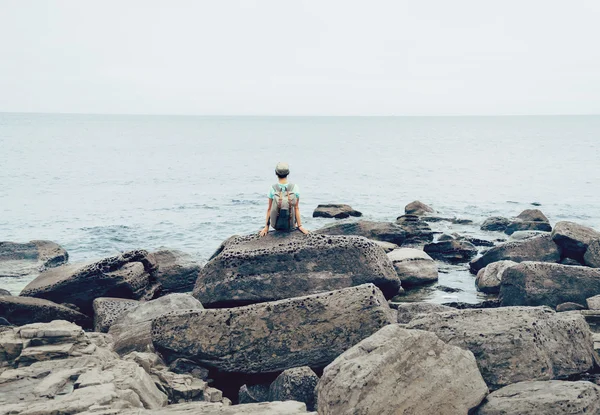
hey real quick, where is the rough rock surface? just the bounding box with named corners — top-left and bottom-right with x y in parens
top-left (239, 384), bottom-right (270, 404)
top-left (20, 250), bottom-right (159, 315)
top-left (317, 324), bottom-right (488, 415)
top-left (500, 262), bottom-right (600, 307)
top-left (269, 367), bottom-right (318, 411)
top-left (393, 302), bottom-right (454, 324)
top-left (152, 249), bottom-right (202, 294)
top-left (387, 248), bottom-right (438, 286)
top-left (394, 215), bottom-right (434, 244)
top-left (475, 260), bottom-right (517, 294)
top-left (556, 302), bottom-right (586, 312)
top-left (315, 220), bottom-right (407, 246)
top-left (509, 230), bottom-right (548, 241)
top-left (153, 284), bottom-right (396, 374)
top-left (370, 240), bottom-right (399, 253)
top-left (584, 239), bottom-right (600, 267)
top-left (193, 232), bottom-right (400, 307)
top-left (312, 204), bottom-right (362, 219)
top-left (93, 297), bottom-right (140, 333)
top-left (504, 220), bottom-right (552, 235)
top-left (0, 296), bottom-right (91, 327)
top-left (109, 294), bottom-right (204, 355)
top-left (475, 380), bottom-right (600, 415)
top-left (404, 200), bottom-right (434, 216)
top-left (586, 295), bottom-right (600, 310)
top-left (407, 307), bottom-right (595, 389)
top-left (552, 221), bottom-right (600, 262)
top-left (0, 240), bottom-right (68, 279)
top-left (469, 234), bottom-right (560, 274)
top-left (424, 239), bottom-right (477, 263)
top-left (91, 401), bottom-right (314, 415)
top-left (516, 209), bottom-right (549, 222)
top-left (481, 217), bottom-right (510, 232)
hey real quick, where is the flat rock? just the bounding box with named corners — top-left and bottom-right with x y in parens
top-left (110, 401), bottom-right (314, 414)
top-left (269, 366), bottom-right (318, 411)
top-left (153, 284), bottom-right (396, 374)
top-left (404, 200), bottom-right (434, 216)
top-left (0, 296), bottom-right (91, 327)
top-left (93, 298), bottom-right (140, 333)
top-left (500, 262), bottom-right (600, 307)
top-left (424, 240), bottom-right (477, 263)
top-left (0, 240), bottom-right (68, 280)
top-left (315, 220), bottom-right (407, 246)
top-left (556, 302), bottom-right (586, 312)
top-left (509, 230), bottom-right (548, 241)
top-left (317, 324), bottom-right (488, 415)
top-left (481, 217), bottom-right (510, 232)
top-left (312, 204), bottom-right (362, 219)
top-left (584, 239), bottom-right (600, 267)
top-left (475, 260), bottom-right (517, 294)
top-left (193, 232), bottom-right (400, 307)
top-left (475, 380), bottom-right (600, 415)
top-left (552, 221), bottom-right (600, 262)
top-left (393, 302), bottom-right (454, 324)
top-left (152, 249), bottom-right (202, 294)
top-left (587, 295), bottom-right (600, 310)
top-left (469, 234), bottom-right (560, 274)
top-left (20, 250), bottom-right (159, 315)
top-left (407, 306), bottom-right (595, 389)
top-left (387, 248), bottom-right (438, 286)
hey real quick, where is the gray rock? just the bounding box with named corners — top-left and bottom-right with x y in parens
top-left (111, 401), bottom-right (314, 414)
top-left (586, 295), bottom-right (600, 310)
top-left (269, 366), bottom-right (318, 411)
top-left (475, 260), bottom-right (517, 294)
top-left (584, 239), bottom-right (600, 267)
top-left (93, 297), bottom-right (140, 333)
top-left (516, 209), bottom-right (549, 222)
top-left (109, 293), bottom-right (204, 355)
top-left (20, 250), bottom-right (159, 315)
top-left (153, 284), bottom-right (396, 374)
top-left (475, 380), bottom-right (600, 415)
top-left (152, 249), bottom-right (202, 294)
top-left (481, 217), bottom-right (510, 232)
top-left (317, 324), bottom-right (488, 415)
top-left (404, 200), bottom-right (434, 216)
top-left (239, 384), bottom-right (270, 404)
top-left (394, 215), bottom-right (434, 244)
top-left (407, 306), bottom-right (595, 389)
top-left (193, 232), bottom-right (400, 307)
top-left (370, 240), bottom-right (399, 253)
top-left (509, 230), bottom-right (548, 241)
top-left (560, 257), bottom-right (583, 265)
top-left (505, 220), bottom-right (552, 235)
top-left (315, 220), bottom-right (407, 245)
top-left (552, 221), bottom-right (600, 262)
top-left (469, 234), bottom-right (560, 274)
top-left (0, 296), bottom-right (91, 327)
top-left (0, 289), bottom-right (11, 296)
top-left (393, 302), bottom-right (454, 324)
top-left (500, 262), bottom-right (600, 307)
top-left (0, 240), bottom-right (68, 279)
top-left (312, 204), bottom-right (362, 219)
top-left (556, 302), bottom-right (586, 312)
top-left (424, 240), bottom-right (478, 263)
top-left (387, 248), bottom-right (438, 286)
top-left (168, 358), bottom-right (210, 380)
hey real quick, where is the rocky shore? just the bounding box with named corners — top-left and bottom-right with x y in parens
top-left (2, 200), bottom-right (600, 414)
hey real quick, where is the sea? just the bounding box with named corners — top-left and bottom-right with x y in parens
top-left (2, 113), bottom-right (600, 302)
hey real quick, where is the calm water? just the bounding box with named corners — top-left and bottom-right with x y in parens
top-left (2, 113), bottom-right (600, 300)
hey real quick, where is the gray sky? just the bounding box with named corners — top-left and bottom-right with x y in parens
top-left (1, 1), bottom-right (599, 115)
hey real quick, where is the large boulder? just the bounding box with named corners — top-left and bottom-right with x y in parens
top-left (424, 239), bottom-right (477, 263)
top-left (193, 232), bottom-right (400, 307)
top-left (404, 200), bottom-right (434, 216)
top-left (516, 209), bottom-right (549, 222)
top-left (387, 248), bottom-right (438, 286)
top-left (475, 380), bottom-right (600, 415)
top-left (475, 260), bottom-right (517, 294)
top-left (394, 215), bottom-right (434, 244)
top-left (312, 204), bottom-right (362, 219)
top-left (269, 366), bottom-right (319, 411)
top-left (469, 234), bottom-right (560, 274)
top-left (584, 239), bottom-right (600, 267)
top-left (0, 240), bottom-right (68, 279)
top-left (551, 221), bottom-right (600, 262)
top-left (93, 297), bottom-right (140, 333)
top-left (152, 249), bottom-right (201, 294)
top-left (314, 220), bottom-right (407, 246)
top-left (499, 262), bottom-right (600, 307)
top-left (317, 324), bottom-right (488, 415)
top-left (0, 296), bottom-right (91, 327)
top-left (393, 302), bottom-right (454, 324)
top-left (407, 307), bottom-right (595, 389)
top-left (109, 293), bottom-right (204, 355)
top-left (20, 250), bottom-right (159, 315)
top-left (153, 284), bottom-right (396, 374)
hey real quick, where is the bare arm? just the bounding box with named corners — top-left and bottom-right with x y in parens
top-left (295, 198), bottom-right (309, 234)
top-left (259, 198), bottom-right (273, 236)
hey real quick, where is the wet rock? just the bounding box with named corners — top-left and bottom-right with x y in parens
top-left (269, 366), bottom-right (318, 411)
top-left (110, 294), bottom-right (204, 355)
top-left (312, 204), bottom-right (362, 219)
top-left (463, 237), bottom-right (495, 247)
top-left (0, 240), bottom-right (68, 279)
top-left (556, 302), bottom-right (586, 312)
top-left (505, 220), bottom-right (552, 235)
top-left (586, 295), bottom-right (600, 310)
top-left (481, 217), bottom-right (510, 232)
top-left (469, 234), bottom-right (560, 274)
top-left (404, 200), bottom-right (434, 216)
top-left (153, 284), bottom-right (396, 374)
top-left (387, 248), bottom-right (438, 286)
top-left (317, 324), bottom-right (488, 415)
top-left (393, 302), bottom-right (454, 324)
top-left (552, 221), bottom-right (600, 262)
top-left (0, 289), bottom-right (11, 296)
top-left (20, 250), bottom-right (159, 315)
top-left (407, 306), bottom-right (595, 389)
top-left (475, 260), bottom-right (517, 294)
top-left (437, 233), bottom-right (455, 242)
top-left (516, 209), bottom-right (549, 222)
top-left (152, 249), bottom-right (202, 294)
top-left (422, 216), bottom-right (473, 225)
top-left (193, 232), bottom-right (400, 307)
top-left (424, 239), bottom-right (477, 263)
top-left (0, 296), bottom-right (91, 327)
top-left (394, 215), bottom-right (434, 244)
top-left (93, 297), bottom-right (140, 333)
top-left (500, 262), bottom-right (600, 307)
top-left (315, 220), bottom-right (407, 246)
top-left (475, 380), bottom-right (600, 415)
top-left (239, 383), bottom-right (270, 404)
top-left (584, 239), bottom-right (600, 267)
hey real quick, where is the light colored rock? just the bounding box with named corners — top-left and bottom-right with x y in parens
top-left (0, 240), bottom-right (68, 279)
top-left (475, 260), bottom-right (517, 294)
top-left (556, 302), bottom-right (586, 312)
top-left (509, 230), bottom-right (548, 241)
top-left (151, 369), bottom-right (208, 403)
top-left (269, 366), bottom-right (318, 411)
top-left (387, 248), bottom-right (438, 286)
top-left (407, 306), bottom-right (595, 389)
top-left (584, 239), bottom-right (600, 267)
top-left (370, 240), bottom-right (399, 253)
top-left (153, 284), bottom-right (396, 374)
top-left (152, 249), bottom-right (202, 294)
top-left (475, 380), bottom-right (600, 415)
top-left (586, 295), bottom-right (600, 310)
top-left (93, 297), bottom-right (140, 333)
top-left (393, 302), bottom-right (454, 324)
top-left (552, 221), bottom-right (600, 261)
top-left (108, 401), bottom-right (314, 414)
top-left (317, 324), bottom-right (488, 415)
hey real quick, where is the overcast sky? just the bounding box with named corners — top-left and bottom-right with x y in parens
top-left (1, 1), bottom-right (599, 115)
